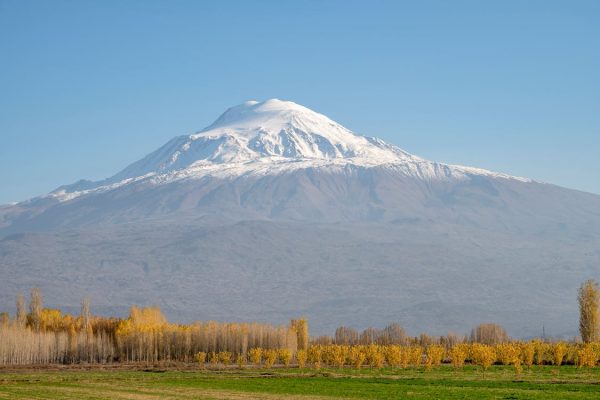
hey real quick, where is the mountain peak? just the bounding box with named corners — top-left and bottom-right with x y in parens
top-left (103, 99), bottom-right (410, 184)
top-left (203, 98), bottom-right (342, 135)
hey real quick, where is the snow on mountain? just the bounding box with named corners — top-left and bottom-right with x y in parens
top-left (2, 99), bottom-right (600, 338)
top-left (48, 99), bottom-right (529, 202)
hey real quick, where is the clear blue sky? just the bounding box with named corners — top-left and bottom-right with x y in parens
top-left (1, 0), bottom-right (599, 204)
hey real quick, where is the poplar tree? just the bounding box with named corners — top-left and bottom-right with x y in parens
top-left (578, 279), bottom-right (600, 343)
top-left (291, 319), bottom-right (309, 350)
top-left (81, 297), bottom-right (91, 332)
top-left (16, 292), bottom-right (27, 328)
top-left (29, 288), bottom-right (43, 332)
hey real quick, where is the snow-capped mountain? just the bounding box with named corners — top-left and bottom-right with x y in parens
top-left (48, 98), bottom-right (527, 203)
top-left (1, 99), bottom-right (599, 338)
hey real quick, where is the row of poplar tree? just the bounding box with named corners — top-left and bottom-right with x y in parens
top-left (0, 289), bottom-right (307, 365)
top-left (0, 279), bottom-right (598, 366)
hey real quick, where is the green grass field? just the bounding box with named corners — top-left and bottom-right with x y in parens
top-left (1, 365), bottom-right (599, 399)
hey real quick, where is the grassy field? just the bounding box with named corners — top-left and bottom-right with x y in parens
top-left (1, 365), bottom-right (599, 399)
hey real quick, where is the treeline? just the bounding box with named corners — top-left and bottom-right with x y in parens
top-left (303, 323), bottom-right (599, 370)
top-left (0, 289), bottom-right (305, 365)
top-left (313, 322), bottom-right (508, 347)
top-left (1, 279), bottom-right (599, 368)
top-left (238, 342), bottom-right (600, 371)
top-left (115, 307), bottom-right (301, 363)
top-left (0, 325), bottom-right (115, 365)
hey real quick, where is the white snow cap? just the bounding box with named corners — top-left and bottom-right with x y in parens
top-left (108, 98), bottom-right (416, 183)
top-left (50, 99), bottom-right (531, 201)
top-left (189, 98), bottom-right (411, 162)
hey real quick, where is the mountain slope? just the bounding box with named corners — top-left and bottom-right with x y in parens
top-left (1, 219), bottom-right (598, 337)
top-left (1, 99), bottom-right (536, 231)
top-left (1, 99), bottom-right (599, 337)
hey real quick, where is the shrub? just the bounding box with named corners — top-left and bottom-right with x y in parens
top-left (279, 349), bottom-right (292, 367)
top-left (236, 353), bottom-right (246, 369)
top-left (349, 346), bottom-right (366, 369)
top-left (408, 346), bottom-right (423, 367)
top-left (552, 342), bottom-right (567, 366)
top-left (365, 344), bottom-right (385, 368)
top-left (308, 345), bottom-right (322, 369)
top-left (263, 349), bottom-right (278, 368)
top-left (496, 343), bottom-right (519, 366)
top-left (331, 345), bottom-right (348, 368)
top-left (399, 346), bottom-right (411, 369)
top-left (218, 351), bottom-right (232, 365)
top-left (296, 349), bottom-right (307, 368)
top-left (533, 341), bottom-right (549, 365)
top-left (471, 344), bottom-right (496, 372)
top-left (448, 344), bottom-right (468, 370)
top-left (249, 348), bottom-right (262, 365)
top-left (520, 342), bottom-right (535, 369)
top-left (577, 344), bottom-right (598, 368)
top-left (424, 345), bottom-right (444, 370)
top-left (195, 351), bottom-right (206, 367)
top-left (385, 345), bottom-right (402, 368)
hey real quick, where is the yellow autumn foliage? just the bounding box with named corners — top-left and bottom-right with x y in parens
top-left (263, 349), bottom-right (278, 368)
top-left (576, 343), bottom-right (599, 368)
top-left (385, 345), bottom-right (402, 368)
top-left (349, 346), bottom-right (366, 369)
top-left (279, 349), bottom-right (292, 367)
top-left (448, 344), bottom-right (468, 370)
top-left (195, 351), bottom-right (206, 365)
top-left (249, 348), bottom-right (262, 365)
top-left (308, 345), bottom-right (322, 369)
top-left (519, 342), bottom-right (535, 368)
top-left (296, 349), bottom-right (308, 368)
top-left (424, 345), bottom-right (444, 370)
top-left (471, 344), bottom-right (496, 371)
top-left (218, 351), bottom-right (232, 365)
top-left (552, 342), bottom-right (567, 366)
